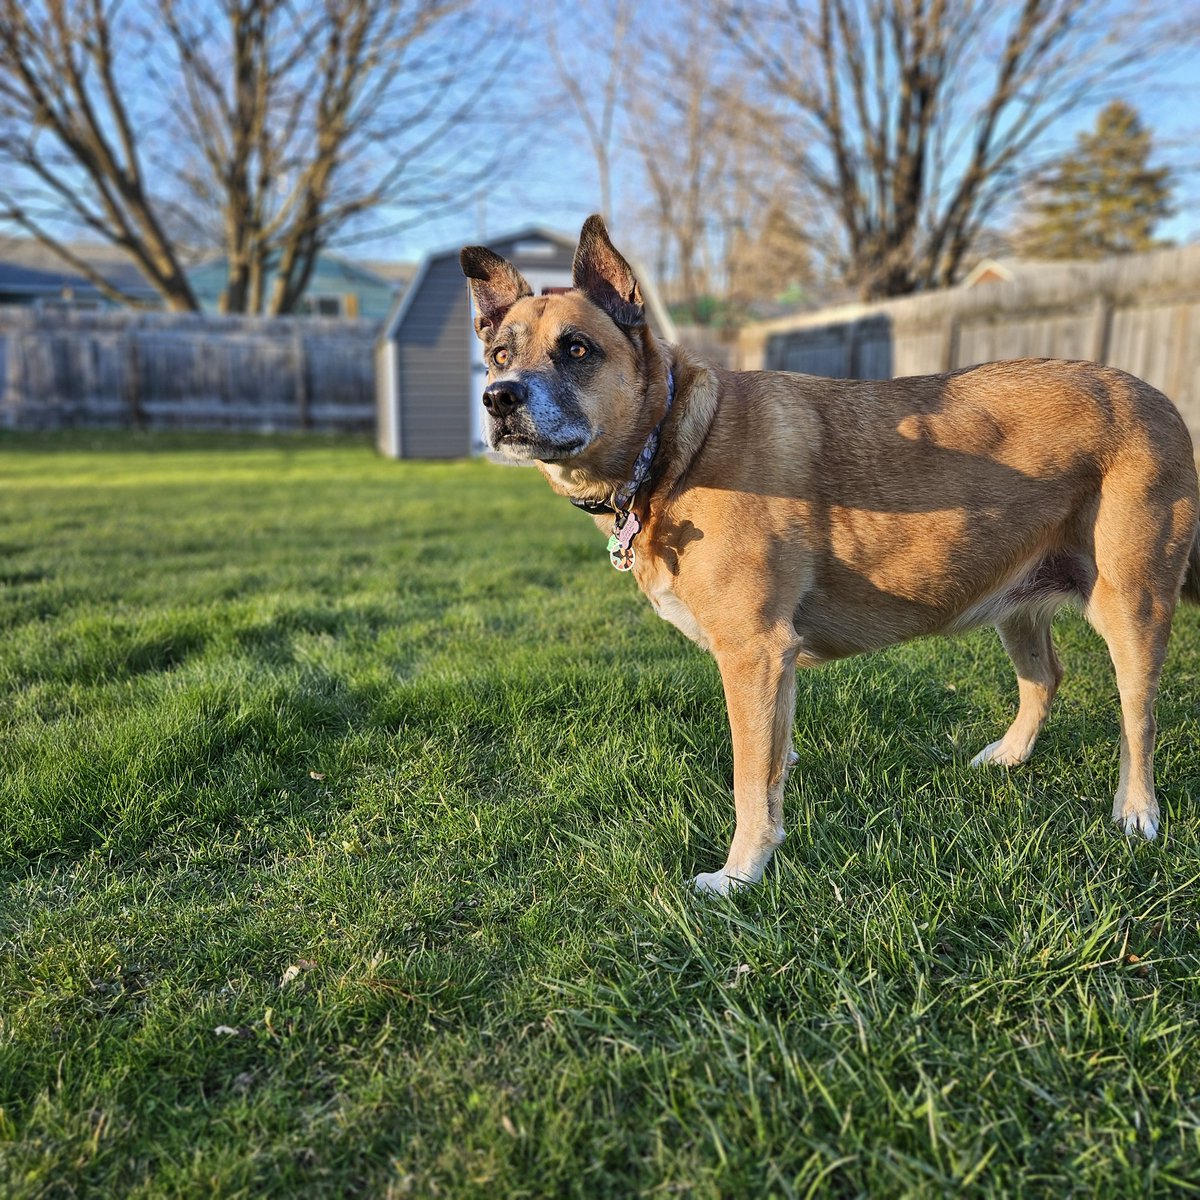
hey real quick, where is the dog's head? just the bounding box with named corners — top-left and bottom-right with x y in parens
top-left (460, 216), bottom-right (654, 472)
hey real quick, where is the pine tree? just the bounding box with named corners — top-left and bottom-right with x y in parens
top-left (1018, 102), bottom-right (1174, 260)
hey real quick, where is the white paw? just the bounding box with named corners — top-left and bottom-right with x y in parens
top-left (1118, 809), bottom-right (1159, 840)
top-left (969, 739), bottom-right (1029, 768)
top-left (693, 869), bottom-right (744, 896)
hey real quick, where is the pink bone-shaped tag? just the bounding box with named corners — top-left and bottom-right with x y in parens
top-left (614, 509), bottom-right (640, 548)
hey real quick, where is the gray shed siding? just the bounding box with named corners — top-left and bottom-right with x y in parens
top-left (396, 256), bottom-right (472, 458)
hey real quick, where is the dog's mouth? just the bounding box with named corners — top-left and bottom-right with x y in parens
top-left (492, 430), bottom-right (589, 462)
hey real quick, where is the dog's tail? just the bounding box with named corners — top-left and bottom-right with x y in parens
top-left (1183, 524), bottom-right (1200, 606)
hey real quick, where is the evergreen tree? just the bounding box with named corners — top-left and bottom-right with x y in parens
top-left (1018, 102), bottom-right (1174, 260)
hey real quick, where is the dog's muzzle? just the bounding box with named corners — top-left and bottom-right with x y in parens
top-left (482, 379), bottom-right (526, 419)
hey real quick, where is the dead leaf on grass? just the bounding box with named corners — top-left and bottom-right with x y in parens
top-left (280, 959), bottom-right (318, 988)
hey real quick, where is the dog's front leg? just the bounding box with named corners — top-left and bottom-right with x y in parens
top-left (695, 630), bottom-right (799, 895)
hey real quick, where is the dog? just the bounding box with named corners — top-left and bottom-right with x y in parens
top-left (460, 216), bottom-right (1200, 895)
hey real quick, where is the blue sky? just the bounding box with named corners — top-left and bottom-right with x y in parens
top-left (375, 4), bottom-right (1200, 269)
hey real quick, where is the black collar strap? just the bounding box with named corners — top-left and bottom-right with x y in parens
top-left (570, 495), bottom-right (618, 515)
top-left (570, 367), bottom-right (675, 518)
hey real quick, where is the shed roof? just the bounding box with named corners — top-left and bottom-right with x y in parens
top-left (961, 256), bottom-right (1104, 290)
top-left (379, 226), bottom-right (677, 345)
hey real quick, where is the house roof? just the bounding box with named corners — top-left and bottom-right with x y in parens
top-left (356, 259), bottom-right (418, 287)
top-left (0, 262), bottom-right (85, 295)
top-left (962, 256), bottom-right (1104, 290)
top-left (0, 237), bottom-right (412, 308)
top-left (0, 236), bottom-right (162, 300)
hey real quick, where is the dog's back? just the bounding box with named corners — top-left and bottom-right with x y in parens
top-left (666, 356), bottom-right (1196, 656)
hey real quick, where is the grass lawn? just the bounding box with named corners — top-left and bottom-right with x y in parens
top-left (1, 431), bottom-right (1199, 1198)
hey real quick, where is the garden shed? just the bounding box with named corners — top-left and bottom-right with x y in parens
top-left (375, 226), bottom-right (676, 458)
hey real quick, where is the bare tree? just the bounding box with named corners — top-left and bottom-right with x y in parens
top-left (547, 0), bottom-right (635, 223)
top-left (0, 0), bottom-right (508, 314)
top-left (0, 0), bottom-right (199, 309)
top-left (715, 0), bottom-right (1198, 299)
top-left (725, 201), bottom-right (816, 311)
top-left (628, 35), bottom-right (723, 319)
top-left (628, 6), bottom-right (814, 324)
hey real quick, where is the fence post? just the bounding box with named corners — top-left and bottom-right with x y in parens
top-left (293, 326), bottom-right (310, 429)
top-left (940, 316), bottom-right (959, 373)
top-left (124, 333), bottom-right (142, 428)
top-left (843, 321), bottom-right (858, 379)
top-left (1088, 294), bottom-right (1113, 364)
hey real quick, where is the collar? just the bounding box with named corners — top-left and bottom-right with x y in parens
top-left (570, 366), bottom-right (675, 517)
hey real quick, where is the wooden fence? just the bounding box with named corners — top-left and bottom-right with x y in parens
top-left (0, 308), bottom-right (376, 433)
top-left (737, 245), bottom-right (1200, 451)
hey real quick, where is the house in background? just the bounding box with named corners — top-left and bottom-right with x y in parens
top-left (0, 237), bottom-right (411, 319)
top-left (187, 253), bottom-right (403, 320)
top-left (961, 256), bottom-right (1104, 291)
top-left (375, 226), bottom-right (677, 459)
top-left (0, 238), bottom-right (161, 308)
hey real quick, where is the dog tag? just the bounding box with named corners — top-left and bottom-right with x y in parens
top-left (609, 543), bottom-right (635, 571)
top-left (607, 509), bottom-right (640, 572)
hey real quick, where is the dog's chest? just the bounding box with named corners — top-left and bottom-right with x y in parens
top-left (647, 582), bottom-right (710, 649)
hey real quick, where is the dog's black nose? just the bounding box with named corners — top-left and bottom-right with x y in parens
top-left (482, 380), bottom-right (527, 418)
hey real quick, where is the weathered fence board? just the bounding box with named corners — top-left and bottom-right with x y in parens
top-left (739, 245), bottom-right (1200, 452)
top-left (0, 309), bottom-right (376, 434)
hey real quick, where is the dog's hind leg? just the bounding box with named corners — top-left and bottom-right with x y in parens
top-left (1083, 474), bottom-right (1194, 837)
top-left (694, 627), bottom-right (799, 895)
top-left (971, 608), bottom-right (1064, 768)
top-left (1085, 575), bottom-right (1174, 838)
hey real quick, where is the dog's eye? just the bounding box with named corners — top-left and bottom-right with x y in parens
top-left (568, 342), bottom-right (588, 359)
top-left (493, 347), bottom-right (510, 368)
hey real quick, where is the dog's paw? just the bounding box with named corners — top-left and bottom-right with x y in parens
top-left (693, 869), bottom-right (743, 896)
top-left (969, 738), bottom-right (1030, 768)
top-left (1114, 804), bottom-right (1159, 840)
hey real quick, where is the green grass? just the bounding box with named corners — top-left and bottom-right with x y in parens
top-left (2, 431), bottom-right (1199, 1198)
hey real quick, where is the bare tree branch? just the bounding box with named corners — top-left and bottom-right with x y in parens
top-left (547, 0), bottom-right (635, 223)
top-left (714, 0), bottom-right (1198, 298)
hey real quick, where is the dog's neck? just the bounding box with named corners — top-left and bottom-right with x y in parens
top-left (540, 346), bottom-right (702, 511)
top-left (567, 368), bottom-right (675, 516)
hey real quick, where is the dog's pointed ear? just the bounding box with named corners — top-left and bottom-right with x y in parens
top-left (460, 245), bottom-right (533, 342)
top-left (573, 215), bottom-right (645, 329)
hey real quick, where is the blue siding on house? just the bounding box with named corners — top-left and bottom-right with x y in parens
top-left (188, 253), bottom-right (397, 320)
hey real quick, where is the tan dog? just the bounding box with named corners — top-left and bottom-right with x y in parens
top-left (461, 216), bottom-right (1200, 895)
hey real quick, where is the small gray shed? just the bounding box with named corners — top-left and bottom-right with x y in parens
top-left (375, 226), bottom-right (677, 458)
